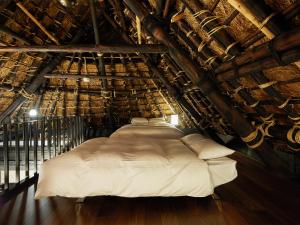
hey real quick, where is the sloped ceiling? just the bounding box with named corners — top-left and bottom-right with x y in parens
top-left (0, 0), bottom-right (299, 152)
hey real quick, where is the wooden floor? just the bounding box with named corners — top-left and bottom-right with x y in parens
top-left (1, 153), bottom-right (300, 225)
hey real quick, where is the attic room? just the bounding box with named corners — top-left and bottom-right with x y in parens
top-left (0, 0), bottom-right (300, 224)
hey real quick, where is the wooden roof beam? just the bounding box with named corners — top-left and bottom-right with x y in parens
top-left (123, 0), bottom-right (288, 173)
top-left (0, 44), bottom-right (168, 54)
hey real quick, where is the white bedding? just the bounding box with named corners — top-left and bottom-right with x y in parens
top-left (35, 137), bottom-right (217, 198)
top-left (206, 157), bottom-right (237, 187)
top-left (110, 124), bottom-right (184, 139)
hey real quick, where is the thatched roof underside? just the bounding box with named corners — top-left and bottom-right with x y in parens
top-left (0, 0), bottom-right (299, 151)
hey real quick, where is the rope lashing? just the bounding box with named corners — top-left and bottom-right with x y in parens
top-left (241, 126), bottom-right (265, 149)
top-left (204, 56), bottom-right (217, 66)
top-left (246, 100), bottom-right (260, 108)
top-left (260, 113), bottom-right (274, 122)
top-left (170, 11), bottom-right (185, 23)
top-left (259, 12), bottom-right (276, 30)
top-left (278, 98), bottom-right (290, 109)
top-left (224, 41), bottom-right (238, 55)
top-left (258, 81), bottom-right (278, 89)
top-left (200, 16), bottom-right (220, 29)
top-left (193, 10), bottom-right (209, 18)
top-left (219, 118), bottom-right (227, 127)
top-left (287, 124), bottom-right (300, 144)
top-left (294, 129), bottom-right (300, 145)
top-left (19, 88), bottom-right (35, 100)
top-left (173, 70), bottom-right (184, 81)
top-left (233, 86), bottom-right (244, 95)
top-left (259, 119), bottom-right (275, 137)
top-left (288, 115), bottom-right (300, 121)
top-left (207, 25), bottom-right (228, 37)
top-left (186, 30), bottom-right (194, 38)
top-left (197, 41), bottom-right (207, 52)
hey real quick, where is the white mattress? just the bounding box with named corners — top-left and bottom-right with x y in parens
top-left (110, 124), bottom-right (184, 139)
top-left (35, 137), bottom-right (237, 199)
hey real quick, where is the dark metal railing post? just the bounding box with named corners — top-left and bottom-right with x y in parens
top-left (3, 123), bottom-right (9, 190)
top-left (41, 117), bottom-right (45, 162)
top-left (53, 118), bottom-right (57, 156)
top-left (67, 117), bottom-right (71, 150)
top-left (0, 116), bottom-right (88, 194)
top-left (33, 119), bottom-right (38, 174)
top-left (62, 117), bottom-right (66, 152)
top-left (79, 117), bottom-right (83, 143)
top-left (24, 120), bottom-right (29, 178)
top-left (70, 117), bottom-right (76, 148)
top-left (47, 117), bottom-right (52, 159)
top-left (15, 119), bottom-right (20, 183)
top-left (56, 118), bottom-right (60, 155)
top-left (76, 117), bottom-right (80, 145)
top-left (73, 117), bottom-right (77, 147)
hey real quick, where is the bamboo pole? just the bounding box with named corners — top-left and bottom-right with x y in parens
top-left (227, 0), bottom-right (300, 68)
top-left (217, 48), bottom-right (300, 81)
top-left (43, 74), bottom-right (158, 80)
top-left (16, 2), bottom-right (60, 45)
top-left (216, 28), bottom-right (300, 74)
top-left (173, 21), bottom-right (295, 143)
top-left (136, 16), bottom-right (142, 44)
top-left (228, 0), bottom-right (276, 39)
top-left (178, 1), bottom-right (300, 126)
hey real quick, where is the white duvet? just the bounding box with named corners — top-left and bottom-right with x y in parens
top-left (35, 137), bottom-right (215, 199)
top-left (110, 124), bottom-right (184, 139)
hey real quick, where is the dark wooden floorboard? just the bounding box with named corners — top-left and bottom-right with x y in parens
top-left (1, 152), bottom-right (300, 225)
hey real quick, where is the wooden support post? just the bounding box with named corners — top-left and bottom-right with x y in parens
top-left (89, 0), bottom-right (107, 86)
top-left (124, 0), bottom-right (287, 172)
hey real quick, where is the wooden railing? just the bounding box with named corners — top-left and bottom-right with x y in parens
top-left (0, 116), bottom-right (85, 193)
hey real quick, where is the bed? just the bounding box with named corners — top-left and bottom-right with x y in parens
top-left (35, 122), bottom-right (237, 199)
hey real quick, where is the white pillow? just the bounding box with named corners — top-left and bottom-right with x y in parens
top-left (181, 133), bottom-right (234, 159)
top-left (131, 117), bottom-right (148, 125)
top-left (148, 117), bottom-right (166, 125)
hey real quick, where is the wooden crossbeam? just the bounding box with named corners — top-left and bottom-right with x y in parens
top-left (0, 44), bottom-right (168, 53)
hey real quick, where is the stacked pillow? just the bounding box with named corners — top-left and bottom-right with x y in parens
top-left (131, 117), bottom-right (168, 126)
top-left (181, 133), bottom-right (235, 159)
top-left (148, 117), bottom-right (167, 126)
